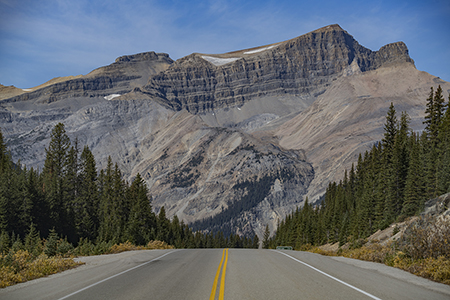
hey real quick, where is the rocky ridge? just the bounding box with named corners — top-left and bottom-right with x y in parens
top-left (3, 52), bottom-right (173, 104)
top-left (144, 24), bottom-right (413, 114)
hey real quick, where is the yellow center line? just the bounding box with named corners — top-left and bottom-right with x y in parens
top-left (219, 248), bottom-right (228, 300)
top-left (210, 249), bottom-right (225, 300)
top-left (210, 248), bottom-right (229, 300)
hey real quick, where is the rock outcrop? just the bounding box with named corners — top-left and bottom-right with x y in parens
top-left (3, 52), bottom-right (173, 104)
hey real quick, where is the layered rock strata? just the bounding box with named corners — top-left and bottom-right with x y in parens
top-left (4, 52), bottom-right (173, 104)
top-left (145, 24), bottom-right (413, 114)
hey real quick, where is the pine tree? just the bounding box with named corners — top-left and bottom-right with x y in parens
top-left (392, 111), bottom-right (411, 214)
top-left (424, 86), bottom-right (445, 144)
top-left (0, 133), bottom-right (14, 234)
top-left (64, 140), bottom-right (80, 242)
top-left (24, 223), bottom-right (42, 257)
top-left (381, 103), bottom-right (398, 227)
top-left (437, 94), bottom-right (450, 194)
top-left (402, 133), bottom-right (425, 217)
top-left (156, 206), bottom-right (170, 242)
top-left (77, 146), bottom-right (99, 241)
top-left (262, 224), bottom-right (270, 249)
top-left (98, 157), bottom-right (116, 243)
top-left (382, 103), bottom-right (398, 158)
top-left (43, 123), bottom-right (71, 235)
top-left (126, 173), bottom-right (156, 245)
top-left (423, 86), bottom-right (446, 197)
top-left (0, 230), bottom-right (10, 254)
top-left (170, 215), bottom-right (182, 248)
top-left (97, 158), bottom-right (129, 243)
top-left (17, 166), bottom-right (34, 236)
top-left (27, 167), bottom-right (47, 235)
top-left (44, 228), bottom-right (59, 256)
top-left (0, 129), bottom-right (10, 173)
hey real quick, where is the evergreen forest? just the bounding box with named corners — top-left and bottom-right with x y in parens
top-left (271, 86), bottom-right (450, 249)
top-left (0, 123), bottom-right (259, 251)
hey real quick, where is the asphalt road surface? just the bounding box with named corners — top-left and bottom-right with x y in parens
top-left (1, 249), bottom-right (450, 300)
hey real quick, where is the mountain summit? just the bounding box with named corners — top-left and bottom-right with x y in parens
top-left (144, 24), bottom-right (414, 114)
top-left (0, 25), bottom-right (447, 238)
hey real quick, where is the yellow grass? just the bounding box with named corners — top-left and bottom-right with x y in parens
top-left (0, 250), bottom-right (82, 288)
top-left (1, 240), bottom-right (174, 288)
top-left (108, 240), bottom-right (174, 254)
top-left (309, 243), bottom-right (450, 285)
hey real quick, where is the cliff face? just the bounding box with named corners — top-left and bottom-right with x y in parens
top-left (144, 25), bottom-right (413, 114)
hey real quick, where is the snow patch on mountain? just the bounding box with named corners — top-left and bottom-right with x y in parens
top-left (104, 94), bottom-right (121, 100)
top-left (201, 56), bottom-right (240, 66)
top-left (244, 44), bottom-right (280, 54)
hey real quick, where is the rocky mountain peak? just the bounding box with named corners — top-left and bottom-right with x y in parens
top-left (144, 24), bottom-right (414, 114)
top-left (311, 24), bottom-right (344, 33)
top-left (114, 51), bottom-right (172, 63)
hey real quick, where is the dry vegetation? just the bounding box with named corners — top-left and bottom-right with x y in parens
top-left (308, 214), bottom-right (450, 285)
top-left (0, 250), bottom-right (81, 288)
top-left (0, 239), bottom-right (174, 288)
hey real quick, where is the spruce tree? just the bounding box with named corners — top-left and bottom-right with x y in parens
top-left (98, 157), bottom-right (115, 243)
top-left (0, 129), bottom-right (10, 173)
top-left (0, 230), bottom-right (10, 254)
top-left (64, 140), bottom-right (80, 242)
top-left (77, 146), bottom-right (99, 241)
top-left (156, 206), bottom-right (170, 242)
top-left (437, 94), bottom-right (450, 194)
top-left (262, 224), bottom-right (270, 249)
top-left (392, 111), bottom-right (411, 214)
top-left (402, 133), bottom-right (425, 217)
top-left (17, 166), bottom-right (34, 236)
top-left (423, 86), bottom-right (446, 197)
top-left (97, 158), bottom-right (129, 243)
top-left (126, 173), bottom-right (156, 245)
top-left (381, 103), bottom-right (398, 227)
top-left (24, 223), bottom-right (42, 257)
top-left (43, 123), bottom-right (71, 236)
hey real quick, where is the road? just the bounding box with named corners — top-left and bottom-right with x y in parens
top-left (1, 249), bottom-right (450, 299)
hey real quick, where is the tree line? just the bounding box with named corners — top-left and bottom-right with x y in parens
top-left (271, 86), bottom-right (450, 249)
top-left (0, 123), bottom-right (258, 250)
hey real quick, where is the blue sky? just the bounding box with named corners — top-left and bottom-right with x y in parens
top-left (1, 0), bottom-right (449, 89)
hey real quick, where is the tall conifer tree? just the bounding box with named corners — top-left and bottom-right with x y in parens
top-left (43, 123), bottom-right (71, 236)
top-left (77, 146), bottom-right (99, 241)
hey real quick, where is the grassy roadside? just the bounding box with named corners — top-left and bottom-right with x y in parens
top-left (0, 239), bottom-right (174, 288)
top-left (306, 243), bottom-right (450, 285)
top-left (301, 214), bottom-right (450, 285)
top-left (0, 250), bottom-right (81, 288)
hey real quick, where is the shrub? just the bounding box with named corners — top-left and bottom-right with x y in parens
top-left (0, 250), bottom-right (81, 288)
top-left (73, 238), bottom-right (96, 256)
top-left (108, 241), bottom-right (145, 254)
top-left (401, 215), bottom-right (450, 260)
top-left (146, 240), bottom-right (174, 250)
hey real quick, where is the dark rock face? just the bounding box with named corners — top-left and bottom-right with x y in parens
top-left (144, 25), bottom-right (413, 114)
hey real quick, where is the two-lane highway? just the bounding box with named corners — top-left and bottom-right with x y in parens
top-left (1, 249), bottom-right (449, 299)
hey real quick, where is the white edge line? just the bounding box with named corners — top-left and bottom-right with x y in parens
top-left (273, 250), bottom-right (383, 300)
top-left (58, 250), bottom-right (179, 300)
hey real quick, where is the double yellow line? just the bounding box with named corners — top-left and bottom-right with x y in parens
top-left (210, 248), bottom-right (229, 300)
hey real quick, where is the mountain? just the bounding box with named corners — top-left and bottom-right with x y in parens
top-left (1, 24), bottom-right (449, 238)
